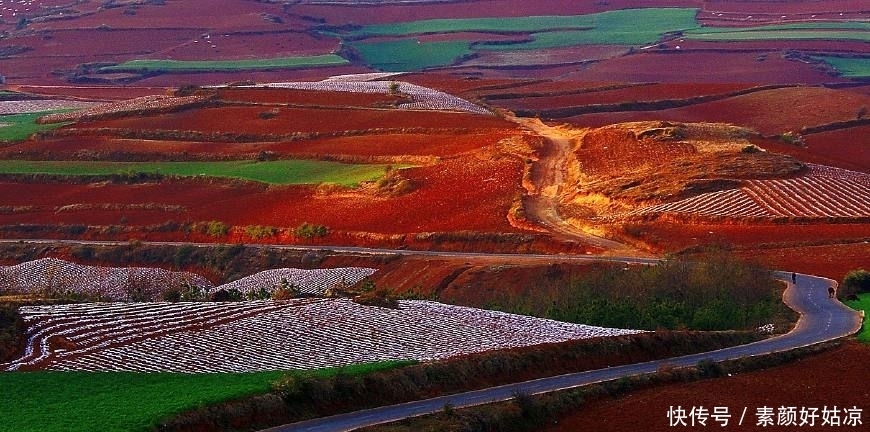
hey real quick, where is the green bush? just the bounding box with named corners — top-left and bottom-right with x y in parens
top-left (197, 221), bottom-right (229, 237)
top-left (295, 222), bottom-right (328, 239)
top-left (842, 269), bottom-right (870, 297)
top-left (245, 225), bottom-right (278, 239)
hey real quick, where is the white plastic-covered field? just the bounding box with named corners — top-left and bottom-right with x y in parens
top-left (0, 258), bottom-right (378, 300)
top-left (0, 258), bottom-right (212, 301)
top-left (0, 99), bottom-right (99, 115)
top-left (218, 267), bottom-right (377, 296)
top-left (232, 74), bottom-right (492, 115)
top-left (2, 299), bottom-right (642, 373)
top-left (625, 164), bottom-right (870, 220)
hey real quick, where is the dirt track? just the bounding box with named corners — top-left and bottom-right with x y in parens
top-left (509, 115), bottom-right (644, 255)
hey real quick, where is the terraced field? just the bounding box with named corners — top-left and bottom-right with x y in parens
top-left (2, 299), bottom-right (641, 373)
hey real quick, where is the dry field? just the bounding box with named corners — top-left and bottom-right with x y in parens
top-left (2, 298), bottom-right (641, 373)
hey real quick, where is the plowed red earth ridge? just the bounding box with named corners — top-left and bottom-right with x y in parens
top-left (621, 164), bottom-right (870, 220)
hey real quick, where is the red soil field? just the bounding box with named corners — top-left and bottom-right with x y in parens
top-left (28, 0), bottom-right (300, 32)
top-left (132, 65), bottom-right (375, 87)
top-left (0, 152), bottom-right (526, 235)
top-left (801, 126), bottom-right (870, 174)
top-left (498, 82), bottom-right (756, 112)
top-left (663, 39), bottom-right (870, 54)
top-left (10, 86), bottom-right (172, 101)
top-left (545, 340), bottom-right (870, 432)
top-left (5, 130), bottom-right (519, 161)
top-left (571, 86), bottom-right (870, 135)
top-left (562, 51), bottom-right (843, 85)
top-left (214, 87), bottom-right (408, 108)
top-left (76, 105), bottom-right (513, 136)
top-left (11, 28), bottom-right (200, 58)
top-left (156, 31), bottom-right (340, 61)
top-left (400, 73), bottom-right (529, 97)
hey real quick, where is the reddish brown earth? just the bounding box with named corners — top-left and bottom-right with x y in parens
top-left (562, 51), bottom-right (843, 85)
top-left (571, 86), bottom-right (870, 135)
top-left (544, 340), bottom-right (870, 432)
top-left (76, 105), bottom-right (513, 136)
top-left (498, 83), bottom-right (757, 112)
top-left (213, 88), bottom-right (408, 107)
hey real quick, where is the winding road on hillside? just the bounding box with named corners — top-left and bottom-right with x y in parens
top-left (263, 272), bottom-right (861, 432)
top-left (0, 239), bottom-right (862, 431)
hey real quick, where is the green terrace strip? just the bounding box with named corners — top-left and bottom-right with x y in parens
top-left (0, 160), bottom-right (403, 186)
top-left (845, 293), bottom-right (870, 342)
top-left (0, 112), bottom-right (72, 142)
top-left (99, 54), bottom-right (349, 73)
top-left (0, 361), bottom-right (415, 432)
top-left (684, 21), bottom-right (870, 42)
top-left (811, 56), bottom-right (870, 79)
top-left (342, 8), bottom-right (699, 71)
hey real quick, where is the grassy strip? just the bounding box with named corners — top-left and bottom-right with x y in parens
top-left (0, 112), bottom-right (71, 142)
top-left (99, 54), bottom-right (348, 73)
top-left (812, 56), bottom-right (870, 79)
top-left (0, 361), bottom-right (413, 432)
top-left (686, 29), bottom-right (870, 42)
top-left (845, 293), bottom-right (869, 342)
top-left (0, 159), bottom-right (399, 186)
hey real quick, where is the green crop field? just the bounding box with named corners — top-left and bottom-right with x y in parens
top-left (845, 293), bottom-right (870, 342)
top-left (811, 56), bottom-right (870, 79)
top-left (0, 361), bottom-right (414, 432)
top-left (0, 159), bottom-right (402, 186)
top-left (99, 54), bottom-right (349, 73)
top-left (685, 21), bottom-right (870, 42)
top-left (342, 8), bottom-right (699, 71)
top-left (0, 112), bottom-right (70, 142)
top-left (349, 39), bottom-right (473, 72)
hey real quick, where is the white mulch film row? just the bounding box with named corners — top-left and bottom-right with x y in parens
top-left (625, 163), bottom-right (870, 219)
top-left (35, 94), bottom-right (210, 123)
top-left (0, 258), bottom-right (378, 301)
top-left (0, 99), bottom-right (100, 115)
top-left (239, 77), bottom-right (493, 116)
top-left (2, 299), bottom-right (642, 373)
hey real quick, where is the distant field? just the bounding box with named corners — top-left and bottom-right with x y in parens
top-left (99, 54), bottom-right (349, 73)
top-left (845, 293), bottom-right (870, 342)
top-left (685, 21), bottom-right (870, 43)
top-left (812, 56), bottom-right (870, 78)
top-left (0, 160), bottom-right (399, 186)
top-left (344, 8), bottom-right (699, 71)
top-left (349, 39), bottom-right (473, 71)
top-left (0, 112), bottom-right (70, 142)
top-left (0, 362), bottom-right (412, 432)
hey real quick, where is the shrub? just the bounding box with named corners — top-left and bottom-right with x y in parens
top-left (210, 288), bottom-right (243, 302)
top-left (197, 221), bottom-right (229, 237)
top-left (245, 225), bottom-right (278, 239)
top-left (778, 131), bottom-right (804, 146)
top-left (842, 269), bottom-right (870, 297)
top-left (295, 222), bottom-right (328, 239)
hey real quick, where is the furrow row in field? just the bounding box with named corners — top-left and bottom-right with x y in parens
top-left (10, 299), bottom-right (641, 373)
top-left (2, 300), bottom-right (317, 371)
top-left (622, 164), bottom-right (870, 220)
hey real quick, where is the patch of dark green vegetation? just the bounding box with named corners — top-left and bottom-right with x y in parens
top-left (486, 251), bottom-right (788, 331)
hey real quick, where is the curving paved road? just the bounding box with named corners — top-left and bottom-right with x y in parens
top-left (0, 239), bottom-right (861, 431)
top-left (262, 273), bottom-right (862, 432)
